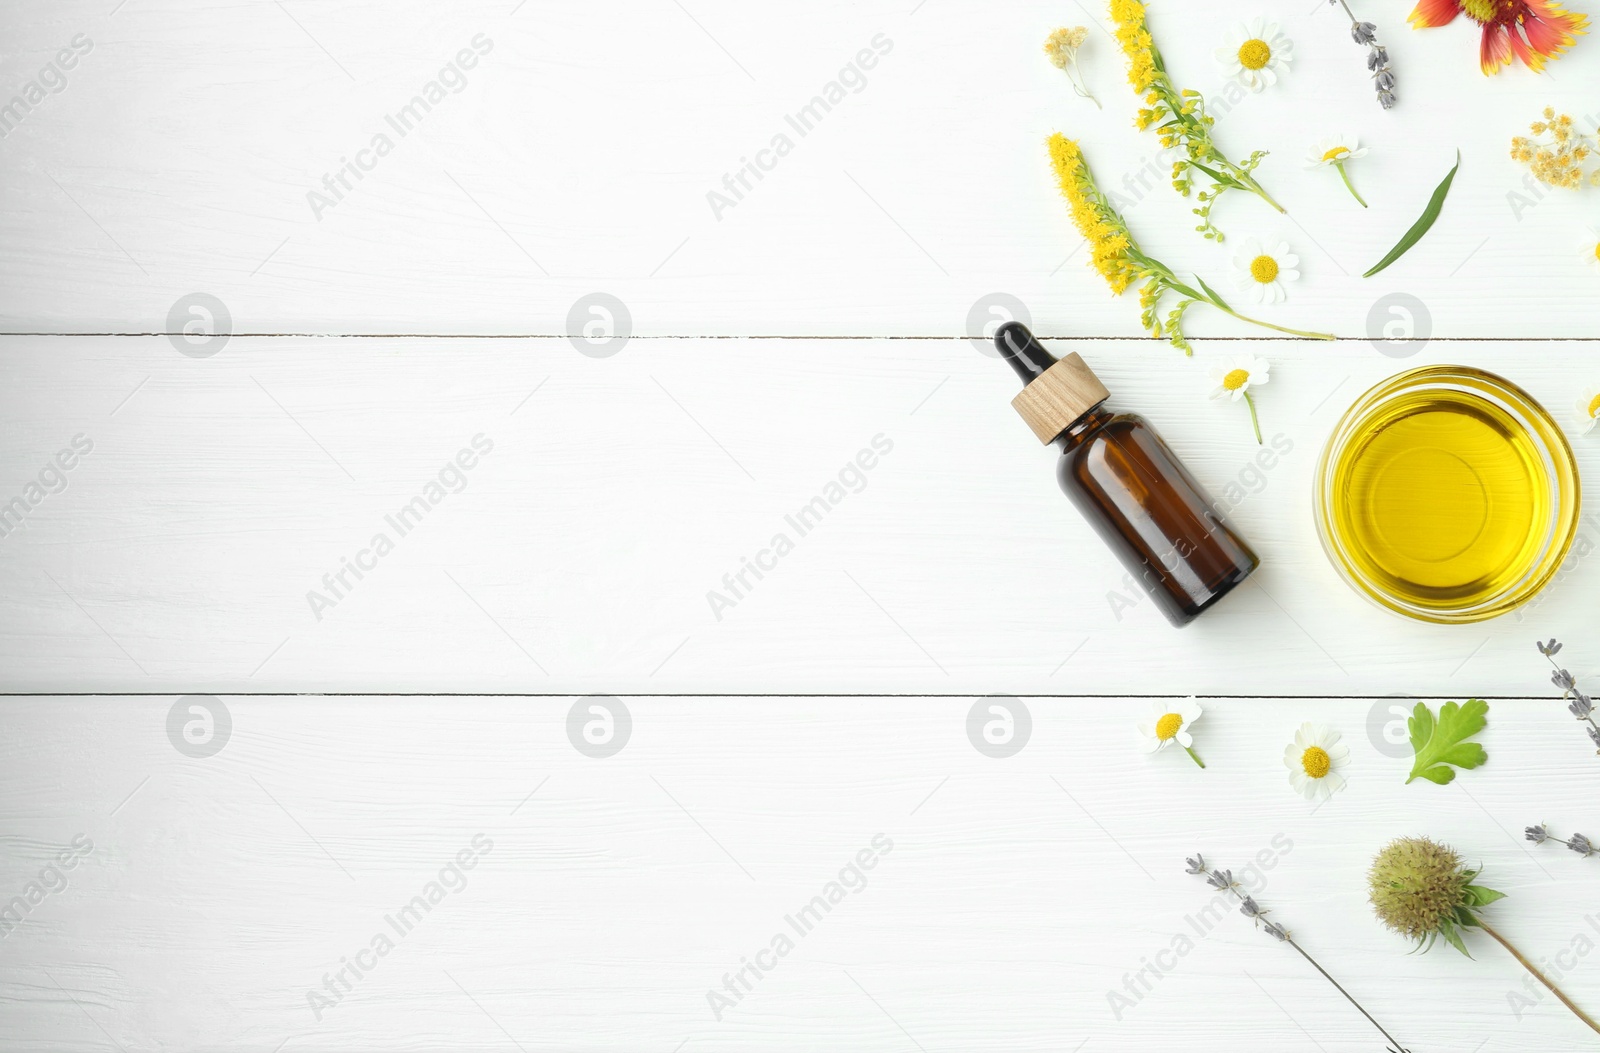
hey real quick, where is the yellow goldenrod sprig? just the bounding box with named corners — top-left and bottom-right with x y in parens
top-left (1109, 0), bottom-right (1283, 241)
top-left (1511, 107), bottom-right (1600, 189)
top-left (1048, 135), bottom-right (1332, 354)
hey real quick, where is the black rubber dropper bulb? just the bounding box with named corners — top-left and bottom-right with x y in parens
top-left (994, 321), bottom-right (1057, 385)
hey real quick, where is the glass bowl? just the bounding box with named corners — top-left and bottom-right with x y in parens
top-left (1314, 365), bottom-right (1580, 624)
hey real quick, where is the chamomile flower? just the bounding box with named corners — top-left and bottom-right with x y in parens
top-left (1137, 697), bottom-right (1206, 768)
top-left (1284, 723), bottom-right (1349, 802)
top-left (1232, 238), bottom-right (1299, 304)
top-left (1305, 134), bottom-right (1370, 207)
top-left (1575, 385), bottom-right (1600, 434)
top-left (1583, 226), bottom-right (1600, 271)
top-left (1215, 19), bottom-right (1294, 92)
top-left (1209, 355), bottom-right (1271, 443)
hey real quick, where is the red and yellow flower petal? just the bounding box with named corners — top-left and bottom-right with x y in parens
top-left (1506, 24), bottom-right (1546, 67)
top-left (1410, 0), bottom-right (1464, 27)
top-left (1522, 0), bottom-right (1589, 60)
top-left (1480, 23), bottom-right (1515, 72)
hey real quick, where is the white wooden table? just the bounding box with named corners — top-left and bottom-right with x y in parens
top-left (3, 2), bottom-right (1599, 1050)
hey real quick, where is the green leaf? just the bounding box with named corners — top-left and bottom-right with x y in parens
top-left (1462, 884), bottom-right (1507, 908)
top-left (1436, 917), bottom-right (1472, 957)
top-left (1194, 274), bottom-right (1231, 311)
top-left (1364, 150), bottom-right (1460, 278)
top-left (1186, 159), bottom-right (1230, 185)
top-left (1406, 699), bottom-right (1489, 785)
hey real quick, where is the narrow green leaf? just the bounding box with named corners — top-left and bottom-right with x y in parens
top-left (1194, 274), bottom-right (1231, 311)
top-left (1186, 159), bottom-right (1229, 184)
top-left (1364, 150), bottom-right (1460, 278)
top-left (1437, 918), bottom-right (1472, 958)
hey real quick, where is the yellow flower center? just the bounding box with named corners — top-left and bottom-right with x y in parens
top-left (1460, 0), bottom-right (1511, 24)
top-left (1593, 241), bottom-right (1600, 261)
top-left (1250, 255), bottom-right (1279, 283)
top-left (1321, 146), bottom-right (1351, 162)
top-left (1301, 746), bottom-right (1331, 779)
top-left (1222, 368), bottom-right (1250, 391)
top-left (1588, 392), bottom-right (1600, 419)
top-left (1238, 38), bottom-right (1272, 70)
top-left (1155, 713), bottom-right (1183, 740)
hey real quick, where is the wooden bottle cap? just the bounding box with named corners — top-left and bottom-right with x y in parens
top-left (1010, 353), bottom-right (1110, 443)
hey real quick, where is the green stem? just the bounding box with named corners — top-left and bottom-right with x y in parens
top-left (1242, 391), bottom-right (1263, 445)
top-left (1183, 745), bottom-right (1206, 769)
top-left (1214, 304), bottom-right (1335, 341)
top-left (1335, 161), bottom-right (1368, 208)
top-left (1233, 169), bottom-right (1286, 214)
top-left (1479, 920), bottom-right (1600, 1036)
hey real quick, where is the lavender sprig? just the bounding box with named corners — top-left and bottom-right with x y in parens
top-left (1186, 854), bottom-right (1412, 1053)
top-left (1537, 639), bottom-right (1600, 757)
top-left (1330, 0), bottom-right (1395, 109)
top-left (1526, 825), bottom-right (1597, 857)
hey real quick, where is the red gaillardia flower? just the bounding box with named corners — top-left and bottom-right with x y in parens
top-left (1409, 0), bottom-right (1588, 73)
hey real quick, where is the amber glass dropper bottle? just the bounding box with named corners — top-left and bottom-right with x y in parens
top-left (996, 322), bottom-right (1258, 627)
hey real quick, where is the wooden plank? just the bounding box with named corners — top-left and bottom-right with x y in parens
top-left (1, 1), bottom-right (1596, 336)
top-left (0, 694), bottom-right (1593, 1051)
top-left (2, 336), bottom-right (1595, 695)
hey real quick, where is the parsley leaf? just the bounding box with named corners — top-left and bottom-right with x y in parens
top-left (1406, 699), bottom-right (1489, 785)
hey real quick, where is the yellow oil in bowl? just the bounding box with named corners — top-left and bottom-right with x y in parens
top-left (1315, 367), bottom-right (1579, 623)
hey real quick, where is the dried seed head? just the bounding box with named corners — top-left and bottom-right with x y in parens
top-left (1368, 837), bottom-right (1471, 942)
top-left (1352, 21), bottom-right (1377, 44)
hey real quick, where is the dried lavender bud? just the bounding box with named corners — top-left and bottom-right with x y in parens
top-left (1570, 834), bottom-right (1595, 856)
top-left (1352, 21), bottom-right (1377, 44)
top-left (1207, 868), bottom-right (1234, 891)
top-left (1378, 91), bottom-right (1397, 110)
top-left (1553, 669), bottom-right (1577, 692)
top-left (1239, 896), bottom-right (1266, 920)
top-left (1570, 692), bottom-right (1594, 719)
top-left (1539, 638), bottom-right (1563, 657)
top-left (1185, 854), bottom-right (1207, 874)
top-left (1263, 920), bottom-right (1290, 941)
top-left (1373, 68), bottom-right (1396, 91)
top-left (1588, 725), bottom-right (1600, 747)
top-left (1526, 825), bottom-right (1549, 844)
top-left (1367, 46), bottom-right (1389, 69)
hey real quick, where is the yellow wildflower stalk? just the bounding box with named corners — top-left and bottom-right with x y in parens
top-left (1109, 0), bottom-right (1283, 240)
top-left (1049, 135), bottom-right (1332, 353)
top-left (1511, 107), bottom-right (1600, 189)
